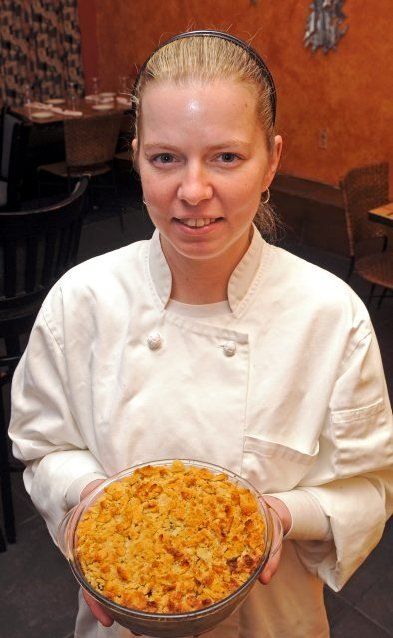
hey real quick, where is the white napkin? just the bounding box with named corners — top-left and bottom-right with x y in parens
top-left (98, 96), bottom-right (114, 104)
top-left (29, 102), bottom-right (52, 110)
top-left (63, 110), bottom-right (83, 117)
top-left (116, 96), bottom-right (131, 106)
top-left (47, 107), bottom-right (82, 117)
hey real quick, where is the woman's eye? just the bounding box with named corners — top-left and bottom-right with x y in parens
top-left (218, 152), bottom-right (240, 163)
top-left (152, 153), bottom-right (175, 164)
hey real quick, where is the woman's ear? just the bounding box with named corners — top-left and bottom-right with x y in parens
top-left (263, 135), bottom-right (282, 190)
top-left (131, 138), bottom-right (139, 173)
top-left (272, 135), bottom-right (283, 174)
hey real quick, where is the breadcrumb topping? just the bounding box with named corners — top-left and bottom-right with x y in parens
top-left (76, 461), bottom-right (265, 613)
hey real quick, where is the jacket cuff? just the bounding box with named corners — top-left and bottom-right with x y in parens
top-left (268, 489), bottom-right (332, 541)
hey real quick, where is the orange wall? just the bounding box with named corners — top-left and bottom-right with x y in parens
top-left (79, 0), bottom-right (393, 191)
top-left (77, 0), bottom-right (99, 93)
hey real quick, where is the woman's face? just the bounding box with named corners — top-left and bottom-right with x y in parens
top-left (133, 79), bottom-right (282, 269)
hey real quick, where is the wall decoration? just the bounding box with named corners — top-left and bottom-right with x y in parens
top-left (0, 0), bottom-right (84, 106)
top-left (305, 0), bottom-right (348, 53)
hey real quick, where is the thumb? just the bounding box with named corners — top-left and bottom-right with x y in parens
top-left (82, 589), bottom-right (114, 627)
top-left (259, 541), bottom-right (282, 585)
top-left (258, 502), bottom-right (283, 585)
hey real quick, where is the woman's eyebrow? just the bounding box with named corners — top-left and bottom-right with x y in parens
top-left (208, 140), bottom-right (252, 151)
top-left (143, 139), bottom-right (251, 151)
top-left (143, 143), bottom-right (180, 152)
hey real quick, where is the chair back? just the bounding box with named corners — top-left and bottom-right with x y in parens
top-left (64, 113), bottom-right (123, 171)
top-left (0, 177), bottom-right (89, 317)
top-left (0, 108), bottom-right (30, 210)
top-left (341, 162), bottom-right (389, 257)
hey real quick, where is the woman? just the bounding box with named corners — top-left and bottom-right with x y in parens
top-left (9, 31), bottom-right (393, 638)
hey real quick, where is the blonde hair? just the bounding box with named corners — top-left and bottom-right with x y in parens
top-left (133, 35), bottom-right (280, 240)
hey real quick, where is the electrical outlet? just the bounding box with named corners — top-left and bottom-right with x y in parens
top-left (318, 129), bottom-right (328, 149)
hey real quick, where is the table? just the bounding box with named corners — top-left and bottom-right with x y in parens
top-left (368, 202), bottom-right (393, 228)
top-left (12, 97), bottom-right (131, 125)
top-left (12, 97), bottom-right (133, 197)
top-left (270, 174), bottom-right (346, 255)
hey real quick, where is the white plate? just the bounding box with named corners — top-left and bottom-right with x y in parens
top-left (84, 94), bottom-right (97, 101)
top-left (63, 110), bottom-right (83, 117)
top-left (31, 111), bottom-right (54, 119)
top-left (116, 96), bottom-right (130, 105)
top-left (91, 103), bottom-right (113, 111)
top-left (99, 92), bottom-right (116, 98)
top-left (46, 98), bottom-right (65, 105)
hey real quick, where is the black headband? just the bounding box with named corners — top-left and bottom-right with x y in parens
top-left (132, 30), bottom-right (277, 124)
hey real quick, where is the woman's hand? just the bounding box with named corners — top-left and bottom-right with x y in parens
top-left (79, 479), bottom-right (115, 627)
top-left (80, 478), bottom-right (106, 502)
top-left (82, 589), bottom-right (114, 627)
top-left (258, 495), bottom-right (292, 585)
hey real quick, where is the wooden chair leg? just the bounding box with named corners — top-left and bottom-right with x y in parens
top-left (0, 380), bottom-right (16, 544)
top-left (86, 185), bottom-right (94, 214)
top-left (378, 288), bottom-right (388, 309)
top-left (109, 165), bottom-right (124, 230)
top-left (37, 170), bottom-right (42, 204)
top-left (0, 525), bottom-right (6, 552)
top-left (366, 284), bottom-right (376, 308)
top-left (0, 337), bottom-right (21, 544)
top-left (346, 256), bottom-right (355, 282)
top-left (119, 207), bottom-right (125, 232)
top-left (111, 163), bottom-right (119, 196)
top-left (67, 170), bottom-right (72, 195)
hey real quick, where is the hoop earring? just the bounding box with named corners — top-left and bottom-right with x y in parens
top-left (261, 188), bottom-right (270, 205)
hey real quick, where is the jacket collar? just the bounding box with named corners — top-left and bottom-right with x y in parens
top-left (148, 225), bottom-right (265, 315)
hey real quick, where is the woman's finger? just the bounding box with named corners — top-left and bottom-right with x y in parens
top-left (80, 478), bottom-right (106, 502)
top-left (258, 499), bottom-right (284, 585)
top-left (259, 541), bottom-right (282, 585)
top-left (82, 589), bottom-right (114, 627)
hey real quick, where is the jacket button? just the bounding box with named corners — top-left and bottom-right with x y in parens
top-left (147, 332), bottom-right (162, 350)
top-left (223, 340), bottom-right (236, 357)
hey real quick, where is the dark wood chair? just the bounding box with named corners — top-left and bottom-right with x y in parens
top-left (0, 177), bottom-right (89, 549)
top-left (340, 162), bottom-right (393, 306)
top-left (0, 107), bottom-right (30, 211)
top-left (38, 112), bottom-right (124, 228)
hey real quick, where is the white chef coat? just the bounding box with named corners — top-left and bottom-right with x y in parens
top-left (9, 228), bottom-right (393, 638)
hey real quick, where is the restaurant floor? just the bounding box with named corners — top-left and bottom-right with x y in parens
top-left (1, 179), bottom-right (392, 638)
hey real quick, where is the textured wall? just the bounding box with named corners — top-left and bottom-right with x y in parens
top-left (79, 0), bottom-right (393, 190)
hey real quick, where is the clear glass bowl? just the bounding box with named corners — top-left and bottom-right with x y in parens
top-left (58, 459), bottom-right (282, 637)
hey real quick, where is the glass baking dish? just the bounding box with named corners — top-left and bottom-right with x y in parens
top-left (58, 459), bottom-right (282, 637)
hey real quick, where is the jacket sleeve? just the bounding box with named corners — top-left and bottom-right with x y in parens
top-left (9, 288), bottom-right (107, 542)
top-left (271, 327), bottom-right (393, 591)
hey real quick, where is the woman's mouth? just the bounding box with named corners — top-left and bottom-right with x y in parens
top-left (175, 217), bottom-right (222, 228)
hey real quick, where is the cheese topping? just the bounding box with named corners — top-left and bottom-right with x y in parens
top-left (76, 461), bottom-right (265, 613)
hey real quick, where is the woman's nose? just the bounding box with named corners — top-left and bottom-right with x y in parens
top-left (177, 165), bottom-right (213, 205)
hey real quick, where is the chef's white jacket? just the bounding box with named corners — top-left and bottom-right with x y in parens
top-left (9, 228), bottom-right (393, 638)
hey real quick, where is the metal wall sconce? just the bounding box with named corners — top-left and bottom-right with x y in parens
top-left (305, 0), bottom-right (348, 53)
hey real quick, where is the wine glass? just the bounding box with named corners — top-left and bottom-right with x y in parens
top-left (67, 82), bottom-right (78, 111)
top-left (23, 84), bottom-right (33, 112)
top-left (91, 77), bottom-right (100, 101)
top-left (118, 75), bottom-right (129, 95)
